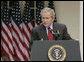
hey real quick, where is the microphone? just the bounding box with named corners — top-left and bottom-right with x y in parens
top-left (50, 29), bottom-right (60, 40)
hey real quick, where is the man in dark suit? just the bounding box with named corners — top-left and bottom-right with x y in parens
top-left (30, 7), bottom-right (72, 50)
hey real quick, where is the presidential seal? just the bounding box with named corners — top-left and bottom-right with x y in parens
top-left (48, 45), bottom-right (66, 61)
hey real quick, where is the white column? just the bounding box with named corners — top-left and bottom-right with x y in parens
top-left (80, 1), bottom-right (83, 61)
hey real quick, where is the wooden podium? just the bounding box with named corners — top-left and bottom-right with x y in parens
top-left (30, 40), bottom-right (81, 61)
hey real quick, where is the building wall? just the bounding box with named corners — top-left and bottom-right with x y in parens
top-left (54, 1), bottom-right (80, 40)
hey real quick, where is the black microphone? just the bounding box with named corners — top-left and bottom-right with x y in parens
top-left (50, 29), bottom-right (60, 40)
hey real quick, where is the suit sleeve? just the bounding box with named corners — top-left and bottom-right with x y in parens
top-left (29, 28), bottom-right (39, 51)
top-left (63, 25), bottom-right (72, 40)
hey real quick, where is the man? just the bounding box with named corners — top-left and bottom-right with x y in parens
top-left (30, 7), bottom-right (72, 50)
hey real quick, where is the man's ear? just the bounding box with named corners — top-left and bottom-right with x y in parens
top-left (52, 17), bottom-right (55, 22)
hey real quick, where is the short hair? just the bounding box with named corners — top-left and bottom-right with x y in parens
top-left (40, 7), bottom-right (55, 18)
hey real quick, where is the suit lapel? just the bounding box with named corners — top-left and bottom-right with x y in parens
top-left (41, 24), bottom-right (48, 40)
top-left (53, 23), bottom-right (59, 40)
top-left (53, 23), bottom-right (58, 32)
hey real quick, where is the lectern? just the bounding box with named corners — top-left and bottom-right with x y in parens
top-left (30, 40), bottom-right (81, 61)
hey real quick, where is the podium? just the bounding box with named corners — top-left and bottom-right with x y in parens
top-left (30, 40), bottom-right (81, 61)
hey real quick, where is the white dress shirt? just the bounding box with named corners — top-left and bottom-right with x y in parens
top-left (46, 23), bottom-right (53, 35)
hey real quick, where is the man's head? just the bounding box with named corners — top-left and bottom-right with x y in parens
top-left (40, 7), bottom-right (55, 27)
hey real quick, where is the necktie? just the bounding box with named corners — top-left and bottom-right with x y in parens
top-left (48, 27), bottom-right (53, 40)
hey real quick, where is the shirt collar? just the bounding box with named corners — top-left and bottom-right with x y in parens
top-left (46, 23), bottom-right (53, 30)
top-left (46, 23), bottom-right (53, 35)
top-left (50, 23), bottom-right (53, 30)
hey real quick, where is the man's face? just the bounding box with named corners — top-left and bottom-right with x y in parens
top-left (41, 12), bottom-right (54, 27)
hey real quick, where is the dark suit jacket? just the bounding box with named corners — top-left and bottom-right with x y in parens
top-left (29, 23), bottom-right (72, 50)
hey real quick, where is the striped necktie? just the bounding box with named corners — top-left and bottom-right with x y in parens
top-left (48, 27), bottom-right (53, 40)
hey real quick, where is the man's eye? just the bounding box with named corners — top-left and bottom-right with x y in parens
top-left (42, 17), bottom-right (45, 19)
top-left (46, 17), bottom-right (49, 19)
top-left (42, 17), bottom-right (50, 19)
